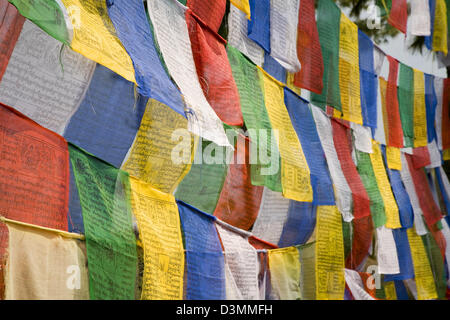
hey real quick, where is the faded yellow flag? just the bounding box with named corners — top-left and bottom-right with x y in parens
top-left (258, 67), bottom-right (313, 202)
top-left (61, 0), bottom-right (135, 83)
top-left (413, 69), bottom-right (428, 148)
top-left (432, 0), bottom-right (448, 55)
top-left (129, 177), bottom-right (184, 300)
top-left (268, 247), bottom-right (301, 300)
top-left (384, 281), bottom-right (397, 300)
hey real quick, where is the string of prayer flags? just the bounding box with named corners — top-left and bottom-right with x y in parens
top-left (186, 0), bottom-right (226, 33)
top-left (247, 0), bottom-right (270, 53)
top-left (315, 206), bottom-right (345, 300)
top-left (129, 177), bottom-right (184, 300)
top-left (269, 0), bottom-right (301, 73)
top-left (334, 14), bottom-right (363, 126)
top-left (284, 89), bottom-right (335, 206)
top-left (358, 31), bottom-right (377, 129)
top-left (311, 0), bottom-right (341, 110)
top-left (294, 0), bottom-right (323, 94)
top-left (121, 99), bottom-right (195, 194)
top-left (4, 221), bottom-right (89, 300)
top-left (64, 64), bottom-right (148, 168)
top-left (413, 69), bottom-right (428, 148)
top-left (0, 0), bottom-right (24, 82)
top-left (147, 0), bottom-right (230, 147)
top-left (175, 139), bottom-right (228, 214)
top-left (214, 134), bottom-right (264, 230)
top-left (69, 144), bottom-right (137, 300)
top-left (278, 201), bottom-right (317, 247)
top-left (227, 3), bottom-right (264, 67)
top-left (331, 119), bottom-right (371, 220)
top-left (0, 20), bottom-right (96, 135)
top-left (59, 0), bottom-right (136, 83)
top-left (216, 221), bottom-right (259, 300)
top-left (385, 56), bottom-right (403, 148)
top-left (259, 67), bottom-right (312, 202)
top-left (398, 63), bottom-right (415, 148)
top-left (187, 11), bottom-right (244, 126)
top-left (251, 188), bottom-right (290, 245)
top-left (7, 0), bottom-right (72, 45)
top-left (267, 247), bottom-right (301, 300)
top-left (107, 0), bottom-right (185, 116)
top-left (226, 45), bottom-right (282, 192)
top-left (311, 107), bottom-right (353, 221)
top-left (177, 201), bottom-right (226, 300)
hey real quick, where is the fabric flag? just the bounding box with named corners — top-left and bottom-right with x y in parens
top-left (426, 0), bottom-right (437, 50)
top-left (373, 77), bottom-right (387, 145)
top-left (269, 0), bottom-right (301, 72)
top-left (435, 167), bottom-right (450, 214)
top-left (0, 0), bottom-right (25, 82)
top-left (410, 0), bottom-right (431, 36)
top-left (68, 161), bottom-right (84, 234)
top-left (434, 77), bottom-right (444, 149)
top-left (267, 247), bottom-right (301, 300)
top-left (354, 148), bottom-right (387, 228)
top-left (440, 218), bottom-right (450, 286)
top-left (0, 20), bottom-right (95, 135)
top-left (376, 226), bottom-right (400, 274)
top-left (413, 69), bottom-right (428, 148)
top-left (286, 72), bottom-right (301, 95)
top-left (216, 221), bottom-right (259, 300)
top-left (177, 201), bottom-right (226, 300)
top-left (331, 119), bottom-right (371, 219)
top-left (384, 228), bottom-right (415, 281)
top-left (425, 74), bottom-right (437, 144)
top-left (344, 269), bottom-right (376, 300)
top-left (385, 146), bottom-right (402, 171)
top-left (384, 281), bottom-right (397, 300)
top-left (351, 122), bottom-right (373, 154)
top-left (294, 0), bottom-right (323, 94)
top-left (284, 89), bottom-right (335, 205)
top-left (311, 107), bottom-right (353, 221)
top-left (122, 99), bottom-right (195, 194)
top-left (278, 201), bottom-right (317, 247)
top-left (346, 216), bottom-right (373, 270)
top-left (259, 68), bottom-right (312, 202)
top-left (64, 64), bottom-right (148, 168)
top-left (370, 142), bottom-right (402, 229)
top-left (441, 79), bottom-right (450, 150)
top-left (432, 0), bottom-right (448, 55)
top-left (405, 154), bottom-right (442, 228)
top-left (227, 3), bottom-right (264, 66)
top-left (297, 242), bottom-right (316, 300)
top-left (175, 138), bottom-right (228, 214)
top-left (231, 0), bottom-right (251, 19)
top-left (311, 0), bottom-right (341, 110)
top-left (7, 0), bottom-right (72, 45)
top-left (263, 51), bottom-right (286, 83)
top-left (381, 146), bottom-right (414, 229)
top-left (107, 0), bottom-right (185, 116)
top-left (247, 0), bottom-right (270, 53)
top-left (147, 0), bottom-right (230, 147)
top-left (187, 11), bottom-right (243, 126)
top-left (186, 0), bottom-right (226, 32)
top-left (248, 236), bottom-right (278, 250)
top-left (59, 0), bottom-right (135, 83)
top-left (407, 227), bottom-right (438, 300)
top-left (334, 14), bottom-right (363, 125)
top-left (411, 147), bottom-right (431, 169)
top-left (421, 232), bottom-right (447, 299)
top-left (398, 63), bottom-right (415, 148)
top-left (316, 206), bottom-right (345, 300)
top-left (214, 134), bottom-right (264, 230)
top-left (426, 141), bottom-right (442, 168)
top-left (378, 0), bottom-right (407, 34)
top-left (226, 45), bottom-right (282, 192)
top-left (129, 177), bottom-right (184, 300)
top-left (384, 56), bottom-right (403, 148)
top-left (69, 144), bottom-right (137, 300)
top-left (4, 222), bottom-right (89, 300)
top-left (358, 31), bottom-right (377, 129)
top-left (251, 187), bottom-right (290, 245)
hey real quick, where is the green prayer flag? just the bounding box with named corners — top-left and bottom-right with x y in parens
top-left (421, 233), bottom-right (447, 299)
top-left (398, 63), bottom-right (415, 148)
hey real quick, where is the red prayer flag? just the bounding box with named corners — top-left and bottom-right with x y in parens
top-left (386, 56), bottom-right (404, 148)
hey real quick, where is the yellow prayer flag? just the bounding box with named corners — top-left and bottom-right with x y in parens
top-left (432, 0), bottom-right (448, 55)
top-left (413, 69), bottom-right (428, 148)
top-left (407, 227), bottom-right (438, 300)
top-left (337, 14), bottom-right (363, 125)
top-left (258, 67), bottom-right (313, 202)
top-left (444, 149), bottom-right (450, 161)
top-left (268, 247), bottom-right (301, 300)
top-left (122, 99), bottom-right (196, 194)
top-left (384, 281), bottom-right (397, 300)
top-left (386, 146), bottom-right (402, 171)
top-left (379, 77), bottom-right (390, 142)
top-left (316, 206), bottom-right (345, 300)
top-left (61, 0), bottom-right (136, 83)
top-left (230, 0), bottom-right (251, 19)
top-left (129, 177), bottom-right (185, 300)
top-left (370, 141), bottom-right (402, 229)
